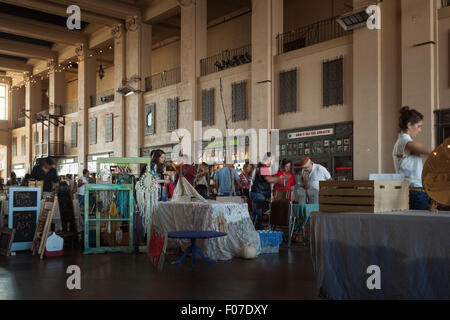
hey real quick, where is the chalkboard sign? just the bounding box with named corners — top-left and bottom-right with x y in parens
top-left (8, 187), bottom-right (41, 251)
top-left (0, 228), bottom-right (15, 256)
top-left (12, 211), bottom-right (37, 242)
top-left (13, 190), bottom-right (38, 207)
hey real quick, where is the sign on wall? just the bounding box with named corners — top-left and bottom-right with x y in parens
top-left (288, 128), bottom-right (334, 139)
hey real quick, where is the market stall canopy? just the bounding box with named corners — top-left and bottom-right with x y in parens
top-left (422, 138), bottom-right (450, 206)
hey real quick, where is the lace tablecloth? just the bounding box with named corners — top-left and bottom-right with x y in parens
top-left (154, 201), bottom-right (261, 260)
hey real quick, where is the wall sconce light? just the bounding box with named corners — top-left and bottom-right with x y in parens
top-left (98, 64), bottom-right (105, 80)
top-left (117, 85), bottom-right (136, 96)
top-left (117, 77), bottom-right (143, 96)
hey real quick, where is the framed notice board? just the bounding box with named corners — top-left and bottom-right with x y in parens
top-left (8, 187), bottom-right (41, 251)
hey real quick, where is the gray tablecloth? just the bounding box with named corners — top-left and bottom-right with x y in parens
top-left (310, 210), bottom-right (450, 299)
top-left (154, 201), bottom-right (261, 261)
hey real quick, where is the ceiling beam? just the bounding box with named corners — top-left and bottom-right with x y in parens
top-left (0, 38), bottom-right (57, 60)
top-left (156, 22), bottom-right (181, 31)
top-left (143, 0), bottom-right (179, 24)
top-left (0, 57), bottom-right (33, 73)
top-left (0, 13), bottom-right (87, 45)
top-left (89, 26), bottom-right (113, 49)
top-left (47, 0), bottom-right (141, 19)
top-left (0, 0), bottom-right (122, 26)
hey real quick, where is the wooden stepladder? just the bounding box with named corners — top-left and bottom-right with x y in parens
top-left (31, 195), bottom-right (58, 259)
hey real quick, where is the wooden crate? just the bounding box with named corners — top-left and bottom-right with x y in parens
top-left (319, 180), bottom-right (409, 213)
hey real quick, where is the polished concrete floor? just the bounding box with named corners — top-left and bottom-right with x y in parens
top-left (0, 244), bottom-right (317, 300)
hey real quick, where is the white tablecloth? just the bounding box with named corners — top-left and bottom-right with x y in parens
top-left (310, 210), bottom-right (450, 299)
top-left (0, 199), bottom-right (81, 232)
top-left (154, 201), bottom-right (261, 261)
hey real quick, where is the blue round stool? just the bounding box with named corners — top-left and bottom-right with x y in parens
top-left (168, 231), bottom-right (227, 267)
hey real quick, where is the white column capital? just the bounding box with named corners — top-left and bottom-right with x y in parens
top-left (125, 16), bottom-right (141, 32)
top-left (111, 23), bottom-right (124, 39)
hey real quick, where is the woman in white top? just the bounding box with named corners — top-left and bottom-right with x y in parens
top-left (392, 106), bottom-right (432, 210)
top-left (194, 162), bottom-right (209, 199)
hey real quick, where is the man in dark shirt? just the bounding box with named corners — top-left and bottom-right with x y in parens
top-left (250, 152), bottom-right (283, 226)
top-left (30, 157), bottom-right (58, 192)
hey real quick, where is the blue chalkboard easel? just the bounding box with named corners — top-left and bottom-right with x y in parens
top-left (8, 187), bottom-right (41, 251)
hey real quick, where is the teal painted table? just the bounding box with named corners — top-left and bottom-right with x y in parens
top-left (289, 204), bottom-right (319, 245)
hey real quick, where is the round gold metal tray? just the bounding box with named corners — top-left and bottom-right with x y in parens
top-left (422, 138), bottom-right (450, 206)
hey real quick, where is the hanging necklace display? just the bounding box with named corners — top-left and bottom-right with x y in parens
top-left (135, 169), bottom-right (159, 236)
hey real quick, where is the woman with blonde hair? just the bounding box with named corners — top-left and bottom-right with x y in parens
top-left (194, 162), bottom-right (210, 199)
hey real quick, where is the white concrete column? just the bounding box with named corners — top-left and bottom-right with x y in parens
top-left (181, 0), bottom-right (207, 82)
top-left (180, 0), bottom-right (207, 159)
top-left (25, 77), bottom-right (42, 172)
top-left (380, 0), bottom-right (402, 173)
top-left (271, 0), bottom-right (283, 160)
top-left (271, 0), bottom-right (283, 57)
top-left (10, 86), bottom-right (25, 127)
top-left (251, 0), bottom-right (282, 153)
top-left (124, 17), bottom-right (152, 157)
top-left (76, 44), bottom-right (97, 172)
top-left (195, 0), bottom-right (207, 78)
top-left (113, 24), bottom-right (125, 157)
top-left (352, 0), bottom-right (382, 179)
top-left (401, 0), bottom-right (437, 149)
top-left (6, 79), bottom-right (16, 177)
top-left (48, 64), bottom-right (65, 152)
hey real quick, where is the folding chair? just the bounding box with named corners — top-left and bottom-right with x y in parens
top-left (270, 190), bottom-right (295, 246)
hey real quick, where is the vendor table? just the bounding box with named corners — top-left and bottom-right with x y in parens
top-left (310, 210), bottom-right (450, 299)
top-left (154, 201), bottom-right (260, 260)
top-left (1, 199), bottom-right (81, 231)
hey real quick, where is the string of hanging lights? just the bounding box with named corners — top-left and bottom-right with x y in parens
top-left (10, 44), bottom-right (113, 91)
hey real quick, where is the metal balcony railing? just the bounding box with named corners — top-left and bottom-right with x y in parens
top-left (276, 17), bottom-right (352, 55)
top-left (200, 44), bottom-right (252, 76)
top-left (14, 117), bottom-right (25, 128)
top-left (90, 89), bottom-right (115, 108)
top-left (145, 67), bottom-right (181, 92)
top-left (60, 101), bottom-right (78, 115)
top-left (34, 141), bottom-right (64, 157)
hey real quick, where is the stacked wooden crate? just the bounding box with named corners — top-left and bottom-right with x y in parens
top-left (319, 180), bottom-right (409, 213)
